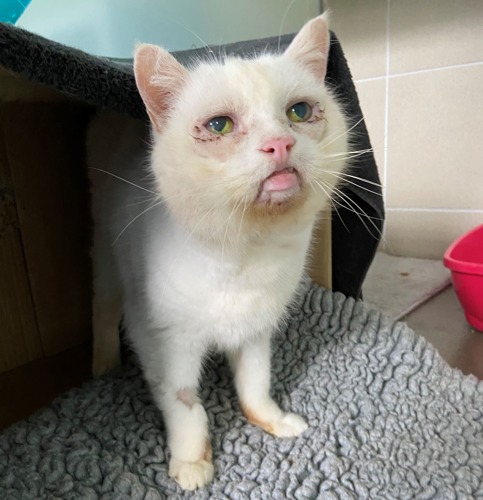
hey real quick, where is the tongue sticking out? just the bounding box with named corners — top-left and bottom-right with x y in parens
top-left (261, 168), bottom-right (298, 192)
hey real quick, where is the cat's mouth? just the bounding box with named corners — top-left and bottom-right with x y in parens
top-left (257, 167), bottom-right (301, 204)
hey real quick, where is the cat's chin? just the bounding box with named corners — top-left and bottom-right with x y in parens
top-left (256, 167), bottom-right (301, 205)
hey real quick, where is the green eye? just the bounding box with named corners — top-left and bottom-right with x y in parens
top-left (205, 116), bottom-right (234, 135)
top-left (287, 102), bottom-right (312, 123)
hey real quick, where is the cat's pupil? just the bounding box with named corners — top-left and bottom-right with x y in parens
top-left (293, 102), bottom-right (308, 117)
top-left (210, 118), bottom-right (226, 132)
top-left (206, 116), bottom-right (233, 135)
top-left (287, 102), bottom-right (312, 123)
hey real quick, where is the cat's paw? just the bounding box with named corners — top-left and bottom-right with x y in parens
top-left (271, 412), bottom-right (308, 437)
top-left (169, 458), bottom-right (214, 491)
top-left (242, 402), bottom-right (308, 437)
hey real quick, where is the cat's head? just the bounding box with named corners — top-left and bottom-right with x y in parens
top-left (134, 14), bottom-right (348, 241)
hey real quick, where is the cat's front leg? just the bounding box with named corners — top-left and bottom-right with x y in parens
top-left (228, 333), bottom-right (308, 437)
top-left (142, 335), bottom-right (214, 490)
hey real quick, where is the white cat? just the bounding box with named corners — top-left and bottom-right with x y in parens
top-left (88, 13), bottom-right (348, 490)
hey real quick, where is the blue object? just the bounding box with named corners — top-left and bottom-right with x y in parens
top-left (0, 0), bottom-right (32, 24)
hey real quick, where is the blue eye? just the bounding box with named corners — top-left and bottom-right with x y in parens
top-left (205, 116), bottom-right (234, 135)
top-left (287, 102), bottom-right (312, 123)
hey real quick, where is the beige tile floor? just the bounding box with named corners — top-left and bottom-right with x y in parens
top-left (364, 251), bottom-right (483, 380)
top-left (403, 286), bottom-right (483, 380)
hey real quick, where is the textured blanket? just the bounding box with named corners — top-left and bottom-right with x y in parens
top-left (1, 284), bottom-right (482, 499)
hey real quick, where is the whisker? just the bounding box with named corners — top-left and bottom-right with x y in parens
top-left (112, 200), bottom-right (163, 245)
top-left (328, 183), bottom-right (385, 242)
top-left (89, 167), bottom-right (158, 194)
top-left (170, 18), bottom-right (216, 63)
top-left (309, 179), bottom-right (349, 233)
top-left (126, 196), bottom-right (160, 208)
top-left (330, 171), bottom-right (383, 188)
top-left (140, 136), bottom-right (153, 148)
top-left (323, 171), bottom-right (383, 197)
top-left (89, 169), bottom-right (228, 208)
top-left (157, 178), bottom-right (241, 204)
top-left (321, 117), bottom-right (364, 150)
top-left (327, 189), bottom-right (378, 239)
top-left (312, 176), bottom-right (385, 245)
top-left (330, 184), bottom-right (384, 222)
top-left (324, 148), bottom-right (374, 159)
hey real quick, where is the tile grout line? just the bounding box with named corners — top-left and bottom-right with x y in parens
top-left (355, 60), bottom-right (483, 84)
top-left (382, 0), bottom-right (391, 247)
top-left (390, 60), bottom-right (483, 79)
top-left (355, 75), bottom-right (389, 84)
top-left (386, 208), bottom-right (483, 214)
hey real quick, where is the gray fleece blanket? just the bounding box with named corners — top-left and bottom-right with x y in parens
top-left (1, 284), bottom-right (482, 499)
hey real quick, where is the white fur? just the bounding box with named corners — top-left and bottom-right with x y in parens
top-left (88, 14), bottom-right (348, 491)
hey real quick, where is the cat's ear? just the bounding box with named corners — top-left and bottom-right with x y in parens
top-left (284, 13), bottom-right (330, 82)
top-left (134, 44), bottom-right (188, 133)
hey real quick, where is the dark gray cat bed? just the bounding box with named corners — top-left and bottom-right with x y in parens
top-left (0, 22), bottom-right (383, 298)
top-left (1, 283), bottom-right (482, 498)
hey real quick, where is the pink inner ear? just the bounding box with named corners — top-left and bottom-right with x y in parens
top-left (134, 44), bottom-right (188, 132)
top-left (284, 14), bottom-right (330, 82)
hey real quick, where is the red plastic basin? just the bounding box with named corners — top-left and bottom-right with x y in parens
top-left (444, 224), bottom-right (483, 332)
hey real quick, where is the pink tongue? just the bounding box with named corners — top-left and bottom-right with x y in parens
top-left (262, 170), bottom-right (298, 192)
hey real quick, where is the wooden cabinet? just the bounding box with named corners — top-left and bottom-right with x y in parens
top-left (0, 70), bottom-right (92, 375)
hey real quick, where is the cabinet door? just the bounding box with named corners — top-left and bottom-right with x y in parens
top-left (1, 102), bottom-right (92, 358)
top-left (0, 115), bottom-right (42, 373)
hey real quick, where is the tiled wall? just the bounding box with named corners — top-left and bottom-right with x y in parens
top-left (330, 0), bottom-right (483, 259)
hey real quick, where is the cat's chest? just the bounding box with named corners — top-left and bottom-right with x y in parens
top-left (148, 230), bottom-right (311, 347)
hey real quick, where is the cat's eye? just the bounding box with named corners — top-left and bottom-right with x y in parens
top-left (205, 116), bottom-right (234, 135)
top-left (287, 102), bottom-right (312, 123)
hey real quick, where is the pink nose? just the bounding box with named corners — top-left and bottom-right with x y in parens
top-left (260, 136), bottom-right (295, 165)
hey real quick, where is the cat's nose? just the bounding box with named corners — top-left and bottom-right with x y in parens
top-left (260, 136), bottom-right (295, 165)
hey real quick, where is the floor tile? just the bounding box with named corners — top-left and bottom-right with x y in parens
top-left (404, 286), bottom-right (483, 379)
